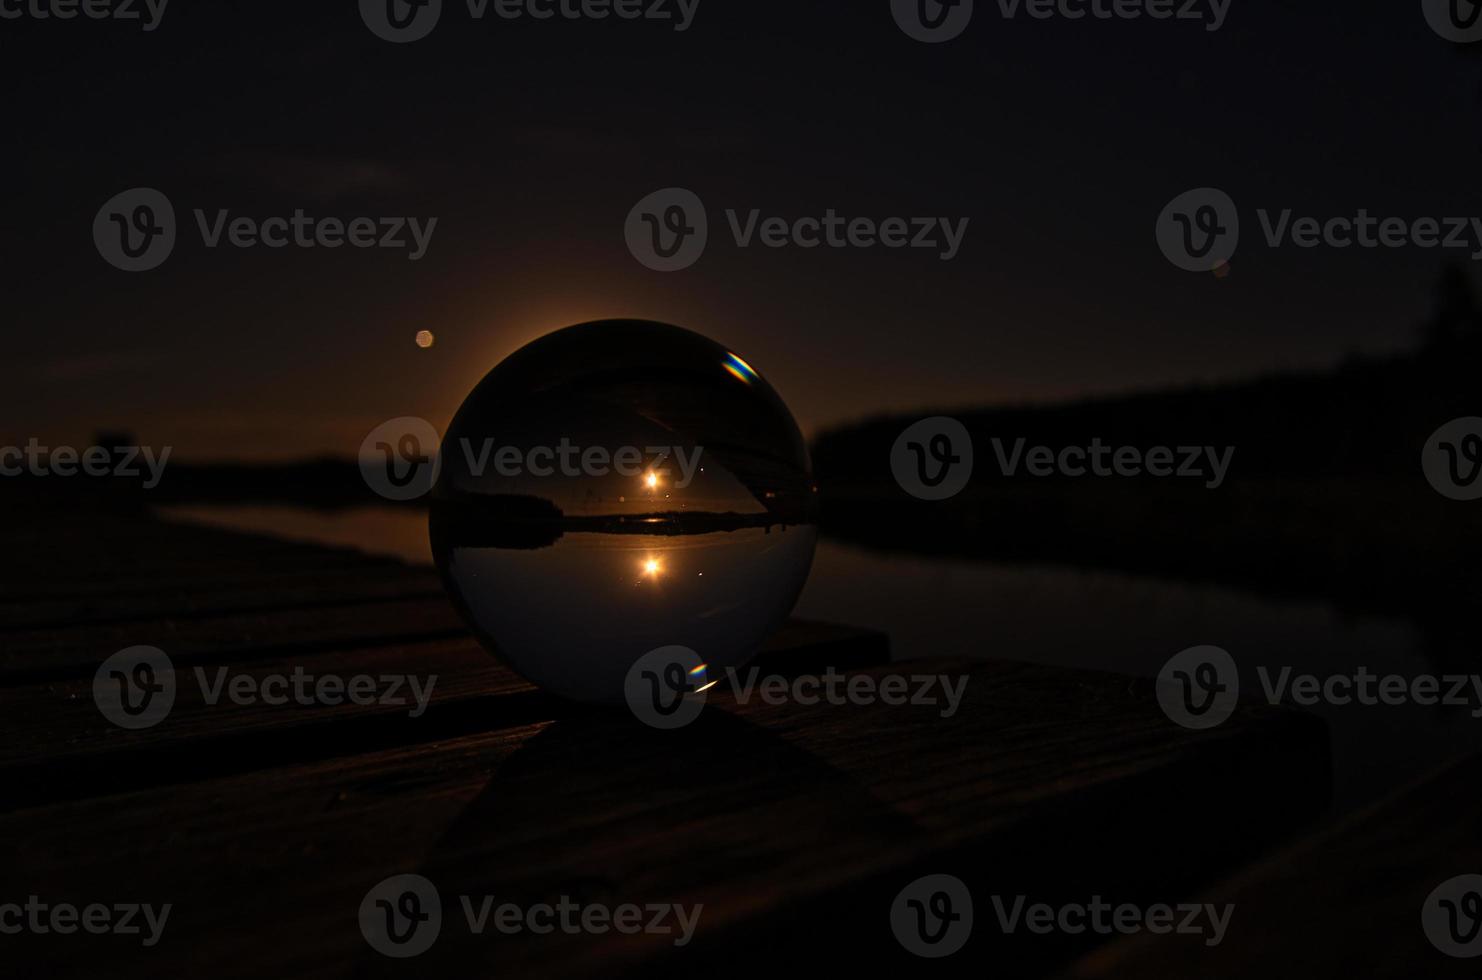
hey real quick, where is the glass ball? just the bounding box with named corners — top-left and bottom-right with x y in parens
top-left (429, 320), bottom-right (818, 704)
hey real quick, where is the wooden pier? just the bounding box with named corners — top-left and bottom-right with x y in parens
top-left (1, 510), bottom-right (1340, 977)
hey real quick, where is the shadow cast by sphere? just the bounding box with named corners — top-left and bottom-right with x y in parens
top-left (346, 707), bottom-right (922, 978)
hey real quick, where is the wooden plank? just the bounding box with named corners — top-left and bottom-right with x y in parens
top-left (0, 511), bottom-right (888, 812)
top-left (0, 511), bottom-right (1330, 977)
top-left (0, 620), bottom-right (888, 810)
top-left (0, 658), bottom-right (1329, 979)
top-left (0, 595), bottom-right (468, 680)
top-left (0, 512), bottom-right (414, 596)
top-left (1067, 753), bottom-right (1482, 979)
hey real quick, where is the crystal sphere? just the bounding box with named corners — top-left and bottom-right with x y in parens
top-left (430, 320), bottom-right (818, 704)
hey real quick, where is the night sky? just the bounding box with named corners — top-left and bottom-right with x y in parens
top-left (4, 0), bottom-right (1480, 459)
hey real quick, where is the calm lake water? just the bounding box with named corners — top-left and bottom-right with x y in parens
top-left (161, 503), bottom-right (1482, 814)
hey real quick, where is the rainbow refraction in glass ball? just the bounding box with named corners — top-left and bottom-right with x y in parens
top-left (429, 320), bottom-right (818, 703)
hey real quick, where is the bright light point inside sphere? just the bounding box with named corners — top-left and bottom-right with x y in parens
top-left (644, 472), bottom-right (660, 489)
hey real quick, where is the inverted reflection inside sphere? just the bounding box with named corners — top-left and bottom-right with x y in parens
top-left (429, 320), bottom-right (818, 704)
